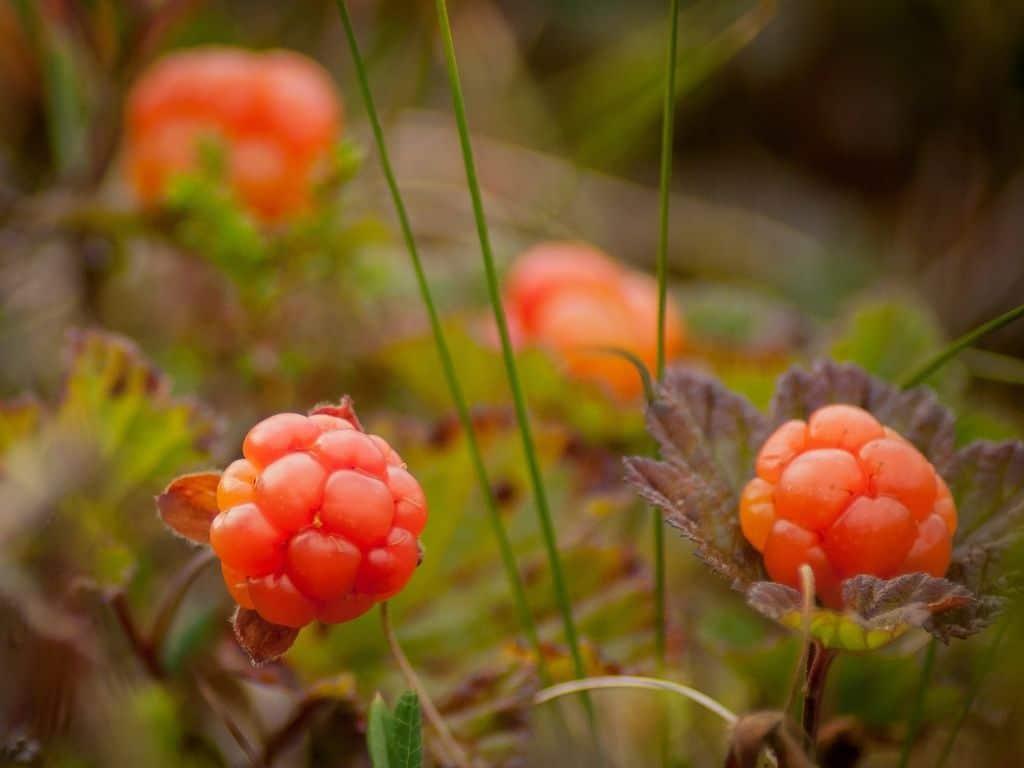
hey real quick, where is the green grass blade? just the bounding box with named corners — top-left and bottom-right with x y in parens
top-left (333, 0), bottom-right (544, 677)
top-left (897, 629), bottom-right (936, 768)
top-left (901, 302), bottom-right (1024, 387)
top-left (432, 0), bottom-right (587, 685)
top-left (368, 694), bottom-right (393, 768)
top-left (653, 0), bottom-right (681, 675)
top-left (936, 619), bottom-right (1011, 768)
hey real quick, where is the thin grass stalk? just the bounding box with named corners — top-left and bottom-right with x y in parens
top-left (936, 618), bottom-right (1011, 768)
top-left (432, 0), bottom-right (588, 686)
top-left (897, 301), bottom-right (1024, 764)
top-left (653, 0), bottom-right (681, 676)
top-left (901, 302), bottom-right (1024, 387)
top-left (897, 627), bottom-right (936, 768)
top-left (333, 0), bottom-right (546, 678)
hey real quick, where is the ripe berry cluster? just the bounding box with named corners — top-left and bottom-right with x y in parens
top-left (502, 242), bottom-right (685, 400)
top-left (125, 47), bottom-right (341, 222)
top-left (210, 411), bottom-right (426, 628)
top-left (740, 404), bottom-right (957, 607)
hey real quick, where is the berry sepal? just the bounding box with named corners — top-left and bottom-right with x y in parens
top-left (626, 361), bottom-right (1020, 650)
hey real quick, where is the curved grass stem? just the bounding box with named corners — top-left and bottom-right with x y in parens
top-left (432, 0), bottom-right (588, 688)
top-left (535, 675), bottom-right (737, 726)
top-left (333, 0), bottom-right (545, 680)
top-left (380, 602), bottom-right (471, 768)
top-left (901, 302), bottom-right (1024, 387)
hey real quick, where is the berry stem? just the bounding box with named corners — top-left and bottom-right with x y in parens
top-left (333, 0), bottom-right (546, 679)
top-left (901, 301), bottom-right (1024, 387)
top-left (432, 0), bottom-right (589, 689)
top-left (800, 640), bottom-right (836, 756)
top-left (379, 602), bottom-right (471, 768)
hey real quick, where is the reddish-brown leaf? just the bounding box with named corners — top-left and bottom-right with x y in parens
top-left (232, 607), bottom-right (299, 666)
top-left (156, 471), bottom-right (222, 544)
top-left (309, 396), bottom-right (363, 432)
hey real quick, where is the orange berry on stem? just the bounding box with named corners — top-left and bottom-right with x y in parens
top-left (354, 528), bottom-right (419, 599)
top-left (934, 475), bottom-right (957, 535)
top-left (901, 514), bottom-right (952, 577)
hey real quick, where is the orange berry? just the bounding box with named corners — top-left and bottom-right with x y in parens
top-left (217, 458), bottom-right (258, 510)
top-left (320, 470), bottom-right (394, 548)
top-left (210, 409), bottom-right (426, 630)
top-left (386, 466), bottom-right (428, 536)
top-left (209, 503), bottom-right (285, 577)
top-left (248, 573), bottom-right (317, 628)
top-left (859, 437), bottom-right (937, 520)
top-left (741, 404), bottom-right (958, 606)
top-left (739, 477), bottom-right (775, 552)
top-left (823, 496), bottom-right (916, 578)
top-left (807, 404), bottom-right (884, 453)
top-left (255, 452), bottom-right (326, 532)
top-left (310, 429), bottom-right (387, 478)
top-left (125, 47), bottom-right (340, 223)
top-left (619, 271), bottom-right (685, 364)
top-left (286, 529), bottom-right (360, 602)
top-left (775, 449), bottom-right (865, 531)
top-left (505, 242), bottom-right (623, 332)
top-left (221, 562), bottom-right (254, 609)
top-left (755, 420), bottom-right (808, 483)
top-left (243, 413), bottom-right (319, 469)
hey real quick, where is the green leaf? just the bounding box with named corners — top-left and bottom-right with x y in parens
top-left (387, 692), bottom-right (423, 768)
top-left (625, 367), bottom-right (768, 589)
top-left (769, 359), bottom-right (956, 469)
top-left (830, 297), bottom-right (958, 393)
top-left (746, 574), bottom-right (977, 650)
top-left (368, 694), bottom-right (393, 768)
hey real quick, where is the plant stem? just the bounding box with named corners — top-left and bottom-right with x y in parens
top-left (380, 602), bottom-right (471, 768)
top-left (936, 618), bottom-right (1011, 768)
top-left (897, 637), bottom-right (936, 768)
top-left (433, 0), bottom-right (588, 686)
top-left (901, 302), bottom-right (1024, 387)
top-left (333, 0), bottom-right (545, 681)
top-left (801, 640), bottom-right (835, 756)
top-left (653, 0), bottom-right (681, 682)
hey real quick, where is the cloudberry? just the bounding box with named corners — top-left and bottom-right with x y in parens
top-left (740, 404), bottom-right (956, 608)
top-left (125, 47), bottom-right (341, 222)
top-left (209, 411), bottom-right (427, 628)
top-left (502, 241), bottom-right (685, 400)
